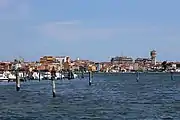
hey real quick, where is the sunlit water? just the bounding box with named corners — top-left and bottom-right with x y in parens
top-left (0, 73), bottom-right (180, 120)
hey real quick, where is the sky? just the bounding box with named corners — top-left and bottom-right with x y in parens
top-left (0, 0), bottom-right (180, 62)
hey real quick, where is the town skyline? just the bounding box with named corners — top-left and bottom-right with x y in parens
top-left (1, 53), bottom-right (180, 74)
top-left (1, 51), bottom-right (180, 63)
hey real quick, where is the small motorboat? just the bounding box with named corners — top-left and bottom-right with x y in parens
top-left (0, 73), bottom-right (9, 82)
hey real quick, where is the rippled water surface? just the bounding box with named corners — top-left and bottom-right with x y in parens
top-left (0, 73), bottom-right (180, 120)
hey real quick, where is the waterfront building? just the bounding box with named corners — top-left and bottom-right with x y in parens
top-left (40, 56), bottom-right (56, 64)
top-left (55, 56), bottom-right (70, 64)
top-left (150, 50), bottom-right (157, 65)
top-left (55, 56), bottom-right (70, 70)
top-left (176, 62), bottom-right (180, 68)
top-left (171, 63), bottom-right (176, 69)
top-left (63, 57), bottom-right (71, 71)
top-left (133, 63), bottom-right (139, 71)
top-left (95, 63), bottom-right (101, 72)
top-left (135, 58), bottom-right (152, 64)
top-left (0, 62), bottom-right (12, 71)
top-left (111, 56), bottom-right (133, 64)
top-left (88, 65), bottom-right (96, 71)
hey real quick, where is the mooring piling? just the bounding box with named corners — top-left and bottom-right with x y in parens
top-left (88, 71), bottom-right (92, 86)
top-left (136, 71), bottom-right (140, 82)
top-left (38, 70), bottom-right (41, 82)
top-left (170, 71), bottom-right (174, 80)
top-left (52, 79), bottom-right (56, 97)
top-left (59, 70), bottom-right (62, 80)
top-left (13, 59), bottom-right (22, 91)
top-left (67, 70), bottom-right (70, 80)
top-left (51, 67), bottom-right (56, 97)
top-left (81, 70), bottom-right (84, 78)
top-left (16, 71), bottom-right (20, 91)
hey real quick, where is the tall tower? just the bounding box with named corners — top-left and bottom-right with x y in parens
top-left (150, 50), bottom-right (157, 65)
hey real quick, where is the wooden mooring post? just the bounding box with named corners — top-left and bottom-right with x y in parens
top-left (52, 79), bottom-right (56, 97)
top-left (88, 71), bottom-right (92, 86)
top-left (51, 67), bottom-right (56, 97)
top-left (38, 70), bottom-right (41, 82)
top-left (15, 70), bottom-right (20, 91)
top-left (81, 70), bottom-right (84, 78)
top-left (136, 71), bottom-right (140, 82)
top-left (13, 59), bottom-right (22, 91)
top-left (170, 71), bottom-right (174, 80)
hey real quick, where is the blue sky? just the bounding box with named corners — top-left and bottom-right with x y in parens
top-left (0, 0), bottom-right (180, 62)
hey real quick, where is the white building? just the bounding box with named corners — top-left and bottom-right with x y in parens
top-left (171, 64), bottom-right (176, 69)
top-left (55, 56), bottom-right (69, 64)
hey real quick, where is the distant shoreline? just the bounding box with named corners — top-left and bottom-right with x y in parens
top-left (90, 71), bottom-right (180, 74)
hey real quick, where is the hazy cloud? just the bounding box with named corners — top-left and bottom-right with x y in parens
top-left (37, 20), bottom-right (122, 41)
top-left (0, 0), bottom-right (10, 9)
top-left (55, 20), bottom-right (81, 25)
top-left (37, 20), bottom-right (180, 42)
top-left (0, 0), bottom-right (30, 20)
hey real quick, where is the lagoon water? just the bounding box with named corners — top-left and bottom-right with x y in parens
top-left (0, 73), bottom-right (180, 120)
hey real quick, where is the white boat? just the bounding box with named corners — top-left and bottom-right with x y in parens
top-left (55, 72), bottom-right (65, 79)
top-left (1, 72), bottom-right (16, 81)
top-left (32, 72), bottom-right (75, 80)
top-left (8, 74), bottom-right (16, 80)
top-left (32, 72), bottom-right (44, 80)
top-left (42, 72), bottom-right (51, 80)
top-left (73, 73), bottom-right (78, 78)
top-left (0, 73), bottom-right (9, 81)
top-left (18, 72), bottom-right (24, 78)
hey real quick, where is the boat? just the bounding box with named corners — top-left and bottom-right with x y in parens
top-left (0, 73), bottom-right (9, 81)
top-left (73, 73), bottom-right (78, 78)
top-left (3, 71), bottom-right (16, 80)
top-left (32, 72), bottom-right (44, 80)
top-left (42, 72), bottom-right (51, 80)
top-left (55, 72), bottom-right (65, 79)
top-left (8, 74), bottom-right (16, 80)
top-left (64, 72), bottom-right (78, 79)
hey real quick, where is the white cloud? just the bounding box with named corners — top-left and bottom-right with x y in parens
top-left (55, 20), bottom-right (80, 25)
top-left (37, 20), bottom-right (180, 42)
top-left (37, 20), bottom-right (121, 41)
